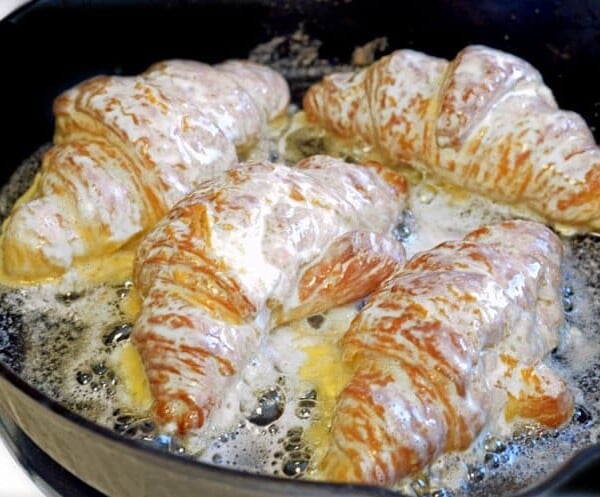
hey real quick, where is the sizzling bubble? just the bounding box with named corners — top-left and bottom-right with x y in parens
top-left (573, 405), bottom-right (593, 425)
top-left (243, 387), bottom-right (286, 426)
top-left (306, 315), bottom-right (324, 329)
top-left (104, 323), bottom-right (133, 346)
top-left (393, 209), bottom-right (416, 242)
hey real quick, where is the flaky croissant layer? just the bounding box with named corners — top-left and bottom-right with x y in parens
top-left (304, 45), bottom-right (600, 232)
top-left (322, 220), bottom-right (573, 485)
top-left (132, 156), bottom-right (408, 435)
top-left (3, 59), bottom-right (290, 279)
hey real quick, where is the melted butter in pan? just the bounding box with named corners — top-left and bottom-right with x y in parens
top-left (111, 342), bottom-right (153, 411)
top-left (0, 122), bottom-right (599, 495)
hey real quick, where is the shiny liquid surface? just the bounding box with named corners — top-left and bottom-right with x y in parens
top-left (0, 132), bottom-right (599, 497)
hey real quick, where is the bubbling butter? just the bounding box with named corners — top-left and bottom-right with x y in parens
top-left (0, 126), bottom-right (599, 497)
top-left (110, 342), bottom-right (153, 411)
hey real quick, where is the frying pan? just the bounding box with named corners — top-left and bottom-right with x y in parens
top-left (0, 1), bottom-right (599, 496)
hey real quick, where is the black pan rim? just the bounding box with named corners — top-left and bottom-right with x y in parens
top-left (3, 357), bottom-right (600, 497)
top-left (0, 361), bottom-right (399, 496)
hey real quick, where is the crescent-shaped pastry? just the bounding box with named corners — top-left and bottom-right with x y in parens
top-left (132, 155), bottom-right (408, 435)
top-left (304, 45), bottom-right (600, 232)
top-left (3, 59), bottom-right (290, 279)
top-left (322, 220), bottom-right (573, 485)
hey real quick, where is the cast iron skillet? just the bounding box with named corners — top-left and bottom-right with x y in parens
top-left (0, 1), bottom-right (599, 496)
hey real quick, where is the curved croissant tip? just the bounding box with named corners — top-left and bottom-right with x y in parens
top-left (154, 397), bottom-right (206, 436)
top-left (2, 198), bottom-right (73, 280)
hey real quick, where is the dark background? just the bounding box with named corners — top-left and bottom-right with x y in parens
top-left (0, 0), bottom-right (598, 174)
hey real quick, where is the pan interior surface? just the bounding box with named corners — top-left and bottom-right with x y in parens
top-left (1, 133), bottom-right (600, 497)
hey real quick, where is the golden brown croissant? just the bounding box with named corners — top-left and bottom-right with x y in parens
top-left (2, 59), bottom-right (289, 279)
top-left (304, 45), bottom-right (600, 232)
top-left (321, 220), bottom-right (573, 485)
top-left (131, 155), bottom-right (408, 435)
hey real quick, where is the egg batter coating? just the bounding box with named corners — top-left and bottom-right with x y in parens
top-left (3, 59), bottom-right (289, 279)
top-left (322, 220), bottom-right (573, 485)
top-left (132, 156), bottom-right (408, 435)
top-left (304, 45), bottom-right (600, 232)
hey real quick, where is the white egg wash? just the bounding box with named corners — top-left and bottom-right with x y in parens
top-left (0, 116), bottom-right (599, 497)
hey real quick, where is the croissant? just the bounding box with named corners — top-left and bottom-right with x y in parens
top-left (2, 59), bottom-right (290, 280)
top-left (131, 155), bottom-right (408, 435)
top-left (304, 45), bottom-right (600, 232)
top-left (321, 220), bottom-right (573, 485)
